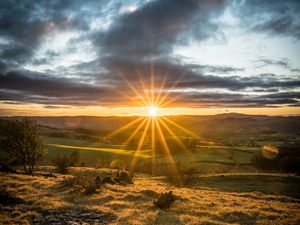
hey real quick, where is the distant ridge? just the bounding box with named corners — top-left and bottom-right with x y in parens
top-left (1, 114), bottom-right (299, 134)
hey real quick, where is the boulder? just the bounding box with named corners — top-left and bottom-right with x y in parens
top-left (154, 191), bottom-right (176, 209)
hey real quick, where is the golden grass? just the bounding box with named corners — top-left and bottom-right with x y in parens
top-left (0, 167), bottom-right (299, 225)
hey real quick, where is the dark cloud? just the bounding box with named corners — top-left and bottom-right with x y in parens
top-left (187, 64), bottom-right (244, 74)
top-left (0, 68), bottom-right (299, 108)
top-left (98, 0), bottom-right (225, 59)
top-left (253, 16), bottom-right (300, 39)
top-left (261, 92), bottom-right (300, 99)
top-left (255, 58), bottom-right (300, 72)
top-left (233, 0), bottom-right (300, 39)
top-left (44, 105), bottom-right (72, 109)
top-left (0, 70), bottom-right (123, 106)
top-left (159, 91), bottom-right (299, 108)
top-left (0, 0), bottom-right (106, 65)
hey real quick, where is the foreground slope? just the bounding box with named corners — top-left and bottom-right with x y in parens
top-left (1, 167), bottom-right (300, 225)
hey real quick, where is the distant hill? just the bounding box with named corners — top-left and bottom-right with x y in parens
top-left (1, 113), bottom-right (300, 134)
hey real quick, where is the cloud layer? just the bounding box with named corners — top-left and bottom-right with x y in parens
top-left (0, 0), bottom-right (299, 110)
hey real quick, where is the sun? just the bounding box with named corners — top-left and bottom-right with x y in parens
top-left (147, 106), bottom-right (159, 117)
top-left (105, 63), bottom-right (200, 176)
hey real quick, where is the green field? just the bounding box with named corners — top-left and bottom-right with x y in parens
top-left (43, 135), bottom-right (261, 174)
top-left (44, 136), bottom-right (152, 166)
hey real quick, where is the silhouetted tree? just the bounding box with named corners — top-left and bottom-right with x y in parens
top-left (0, 119), bottom-right (45, 174)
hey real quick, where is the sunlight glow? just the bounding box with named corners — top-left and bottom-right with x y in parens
top-left (104, 63), bottom-right (201, 176)
top-left (148, 106), bottom-right (159, 117)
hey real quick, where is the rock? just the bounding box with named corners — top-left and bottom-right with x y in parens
top-left (95, 176), bottom-right (101, 187)
top-left (118, 171), bottom-right (133, 184)
top-left (101, 176), bottom-right (116, 185)
top-left (154, 191), bottom-right (176, 209)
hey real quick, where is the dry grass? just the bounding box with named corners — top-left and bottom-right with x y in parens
top-left (0, 167), bottom-right (299, 225)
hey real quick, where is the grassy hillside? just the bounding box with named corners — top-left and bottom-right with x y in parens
top-left (1, 167), bottom-right (300, 225)
top-left (41, 135), bottom-right (259, 174)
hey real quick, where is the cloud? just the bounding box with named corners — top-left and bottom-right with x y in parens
top-left (0, 67), bottom-right (299, 108)
top-left (232, 0), bottom-right (300, 39)
top-left (44, 105), bottom-right (72, 109)
top-left (255, 58), bottom-right (300, 72)
top-left (0, 70), bottom-right (123, 106)
top-left (97, 0), bottom-right (225, 60)
top-left (166, 91), bottom-right (300, 108)
top-left (0, 0), bottom-right (299, 110)
top-left (253, 16), bottom-right (300, 39)
top-left (0, 0), bottom-right (105, 66)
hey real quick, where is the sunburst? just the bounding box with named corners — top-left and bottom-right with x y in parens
top-left (147, 106), bottom-right (159, 117)
top-left (105, 64), bottom-right (200, 177)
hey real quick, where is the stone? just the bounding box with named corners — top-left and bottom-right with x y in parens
top-left (154, 191), bottom-right (176, 209)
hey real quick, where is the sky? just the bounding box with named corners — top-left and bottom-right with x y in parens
top-left (0, 0), bottom-right (299, 116)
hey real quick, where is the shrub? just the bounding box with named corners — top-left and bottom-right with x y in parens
top-left (62, 176), bottom-right (80, 187)
top-left (83, 184), bottom-right (99, 195)
top-left (53, 151), bottom-right (81, 174)
top-left (68, 151), bottom-right (80, 166)
top-left (62, 175), bottom-right (100, 194)
top-left (54, 155), bottom-right (70, 174)
top-left (0, 119), bottom-right (45, 174)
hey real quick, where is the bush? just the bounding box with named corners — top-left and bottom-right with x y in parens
top-left (54, 155), bottom-right (70, 174)
top-left (83, 184), bottom-right (99, 195)
top-left (69, 151), bottom-right (80, 166)
top-left (62, 176), bottom-right (80, 187)
top-left (53, 151), bottom-right (81, 174)
top-left (0, 119), bottom-right (45, 174)
top-left (61, 175), bottom-right (100, 195)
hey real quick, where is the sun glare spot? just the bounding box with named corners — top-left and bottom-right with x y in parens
top-left (148, 106), bottom-right (159, 117)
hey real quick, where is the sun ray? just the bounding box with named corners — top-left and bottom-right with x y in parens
top-left (156, 72), bottom-right (186, 107)
top-left (105, 117), bottom-right (144, 139)
top-left (107, 60), bottom-right (200, 183)
top-left (151, 118), bottom-right (156, 175)
top-left (112, 66), bottom-right (148, 106)
top-left (150, 60), bottom-right (155, 105)
top-left (155, 119), bottom-right (181, 183)
top-left (157, 117), bottom-right (189, 152)
top-left (154, 119), bottom-right (176, 165)
top-left (154, 72), bottom-right (169, 106)
top-left (159, 92), bottom-right (185, 108)
top-left (121, 117), bottom-right (148, 149)
top-left (161, 116), bottom-right (200, 139)
top-left (129, 118), bottom-right (151, 172)
top-left (135, 66), bottom-right (151, 106)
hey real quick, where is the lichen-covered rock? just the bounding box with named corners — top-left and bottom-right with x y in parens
top-left (154, 191), bottom-right (176, 209)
